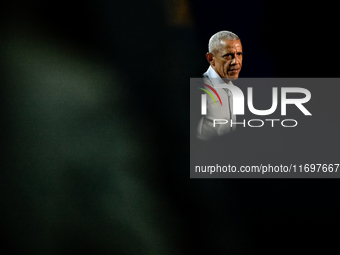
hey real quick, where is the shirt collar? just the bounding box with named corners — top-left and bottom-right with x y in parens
top-left (204, 66), bottom-right (233, 87)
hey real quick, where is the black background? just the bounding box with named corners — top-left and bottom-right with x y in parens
top-left (1, 0), bottom-right (339, 254)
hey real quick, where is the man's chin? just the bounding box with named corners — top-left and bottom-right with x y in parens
top-left (221, 74), bottom-right (240, 83)
top-left (223, 76), bottom-right (239, 81)
top-left (228, 76), bottom-right (239, 81)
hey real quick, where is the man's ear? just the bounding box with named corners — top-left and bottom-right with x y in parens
top-left (206, 52), bottom-right (214, 66)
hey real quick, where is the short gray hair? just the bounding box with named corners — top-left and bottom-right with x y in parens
top-left (208, 31), bottom-right (240, 54)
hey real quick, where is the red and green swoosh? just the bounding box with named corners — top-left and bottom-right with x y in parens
top-left (197, 82), bottom-right (222, 106)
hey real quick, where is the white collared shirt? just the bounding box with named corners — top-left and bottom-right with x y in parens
top-left (203, 65), bottom-right (234, 102)
top-left (204, 66), bottom-right (234, 87)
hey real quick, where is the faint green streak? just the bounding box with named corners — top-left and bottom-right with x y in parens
top-left (198, 88), bottom-right (217, 105)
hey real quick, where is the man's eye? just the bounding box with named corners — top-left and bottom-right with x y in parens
top-left (237, 52), bottom-right (243, 56)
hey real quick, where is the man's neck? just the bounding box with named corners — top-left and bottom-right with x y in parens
top-left (206, 66), bottom-right (232, 86)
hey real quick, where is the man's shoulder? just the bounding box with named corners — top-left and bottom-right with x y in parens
top-left (202, 72), bottom-right (213, 86)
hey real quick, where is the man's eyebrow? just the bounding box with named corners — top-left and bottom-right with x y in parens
top-left (222, 51), bottom-right (242, 57)
top-left (222, 53), bottom-right (233, 57)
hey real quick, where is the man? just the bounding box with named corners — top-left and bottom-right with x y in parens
top-left (197, 31), bottom-right (243, 141)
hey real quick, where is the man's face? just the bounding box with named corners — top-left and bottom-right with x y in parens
top-left (207, 39), bottom-right (243, 81)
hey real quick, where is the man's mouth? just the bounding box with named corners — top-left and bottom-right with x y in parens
top-left (229, 69), bottom-right (239, 73)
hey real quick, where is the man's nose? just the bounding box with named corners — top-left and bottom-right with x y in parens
top-left (231, 56), bottom-right (240, 65)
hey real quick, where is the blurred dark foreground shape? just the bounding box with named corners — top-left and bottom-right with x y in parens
top-left (0, 1), bottom-right (187, 254)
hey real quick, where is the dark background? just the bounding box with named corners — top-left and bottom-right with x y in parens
top-left (0, 0), bottom-right (339, 254)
